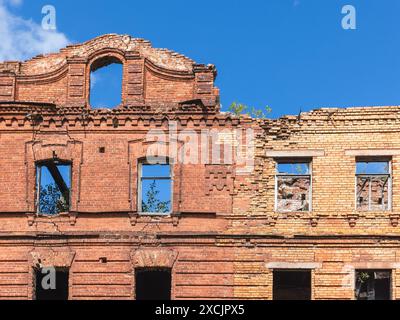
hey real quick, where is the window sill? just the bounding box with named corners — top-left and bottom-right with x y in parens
top-left (27, 211), bottom-right (77, 226)
top-left (355, 210), bottom-right (392, 213)
top-left (129, 212), bottom-right (180, 227)
top-left (275, 211), bottom-right (312, 215)
top-left (137, 212), bottom-right (173, 216)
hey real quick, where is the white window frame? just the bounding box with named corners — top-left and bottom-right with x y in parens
top-left (137, 158), bottom-right (173, 215)
top-left (274, 160), bottom-right (313, 213)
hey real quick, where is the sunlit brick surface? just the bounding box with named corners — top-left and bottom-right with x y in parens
top-left (0, 35), bottom-right (399, 300)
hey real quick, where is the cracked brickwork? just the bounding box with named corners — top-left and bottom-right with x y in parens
top-left (0, 35), bottom-right (399, 300)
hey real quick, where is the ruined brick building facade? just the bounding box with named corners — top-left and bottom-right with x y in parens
top-left (0, 34), bottom-right (399, 300)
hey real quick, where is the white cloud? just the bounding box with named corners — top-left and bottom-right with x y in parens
top-left (0, 0), bottom-right (70, 62)
top-left (7, 0), bottom-right (22, 6)
top-left (90, 73), bottom-right (100, 89)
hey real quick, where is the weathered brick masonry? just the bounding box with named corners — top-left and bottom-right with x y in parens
top-left (0, 34), bottom-right (399, 300)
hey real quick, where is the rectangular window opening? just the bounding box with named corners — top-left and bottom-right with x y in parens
top-left (356, 158), bottom-right (391, 211)
top-left (355, 270), bottom-right (391, 300)
top-left (36, 160), bottom-right (71, 216)
top-left (35, 268), bottom-right (69, 300)
top-left (273, 270), bottom-right (312, 300)
top-left (275, 160), bottom-right (311, 212)
top-left (138, 161), bottom-right (172, 215)
top-left (135, 268), bottom-right (172, 301)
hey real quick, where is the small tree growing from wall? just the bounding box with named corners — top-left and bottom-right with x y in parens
top-left (141, 181), bottom-right (171, 213)
top-left (39, 183), bottom-right (68, 215)
top-left (228, 102), bottom-right (271, 118)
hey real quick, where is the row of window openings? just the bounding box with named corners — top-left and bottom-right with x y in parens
top-left (36, 160), bottom-right (172, 216)
top-left (35, 268), bottom-right (171, 300)
top-left (273, 269), bottom-right (391, 300)
top-left (34, 268), bottom-right (391, 301)
top-left (276, 159), bottom-right (392, 213)
top-left (36, 158), bottom-right (390, 216)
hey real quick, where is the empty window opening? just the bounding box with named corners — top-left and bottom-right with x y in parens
top-left (135, 268), bottom-right (171, 301)
top-left (90, 57), bottom-right (123, 109)
top-left (355, 270), bottom-right (391, 300)
top-left (35, 268), bottom-right (69, 300)
top-left (273, 270), bottom-right (311, 300)
top-left (356, 159), bottom-right (391, 211)
top-left (276, 161), bottom-right (311, 212)
top-left (36, 160), bottom-right (71, 215)
top-left (138, 161), bottom-right (172, 214)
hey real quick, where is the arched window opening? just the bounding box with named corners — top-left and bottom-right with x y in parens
top-left (90, 56), bottom-right (123, 109)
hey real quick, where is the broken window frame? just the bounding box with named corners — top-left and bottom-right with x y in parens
top-left (137, 158), bottom-right (173, 215)
top-left (355, 269), bottom-right (392, 300)
top-left (275, 159), bottom-right (312, 213)
top-left (355, 157), bottom-right (392, 212)
top-left (35, 159), bottom-right (72, 216)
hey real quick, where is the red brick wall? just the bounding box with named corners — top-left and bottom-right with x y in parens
top-left (0, 34), bottom-right (218, 109)
top-left (0, 35), bottom-right (399, 300)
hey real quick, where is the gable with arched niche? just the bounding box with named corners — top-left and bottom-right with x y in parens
top-left (0, 34), bottom-right (219, 111)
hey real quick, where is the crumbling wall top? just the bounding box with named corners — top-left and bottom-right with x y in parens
top-left (0, 34), bottom-right (198, 76)
top-left (0, 34), bottom-right (219, 110)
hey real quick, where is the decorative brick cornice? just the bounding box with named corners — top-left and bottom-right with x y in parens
top-left (0, 102), bottom-right (240, 130)
top-left (205, 165), bottom-right (236, 196)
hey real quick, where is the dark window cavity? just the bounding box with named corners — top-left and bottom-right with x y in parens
top-left (135, 268), bottom-right (172, 301)
top-left (273, 270), bottom-right (312, 300)
top-left (35, 268), bottom-right (69, 301)
top-left (355, 270), bottom-right (391, 300)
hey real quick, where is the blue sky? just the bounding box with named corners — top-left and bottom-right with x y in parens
top-left (2, 0), bottom-right (400, 118)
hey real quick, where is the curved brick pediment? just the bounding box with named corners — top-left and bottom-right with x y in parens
top-left (0, 34), bottom-right (219, 110)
